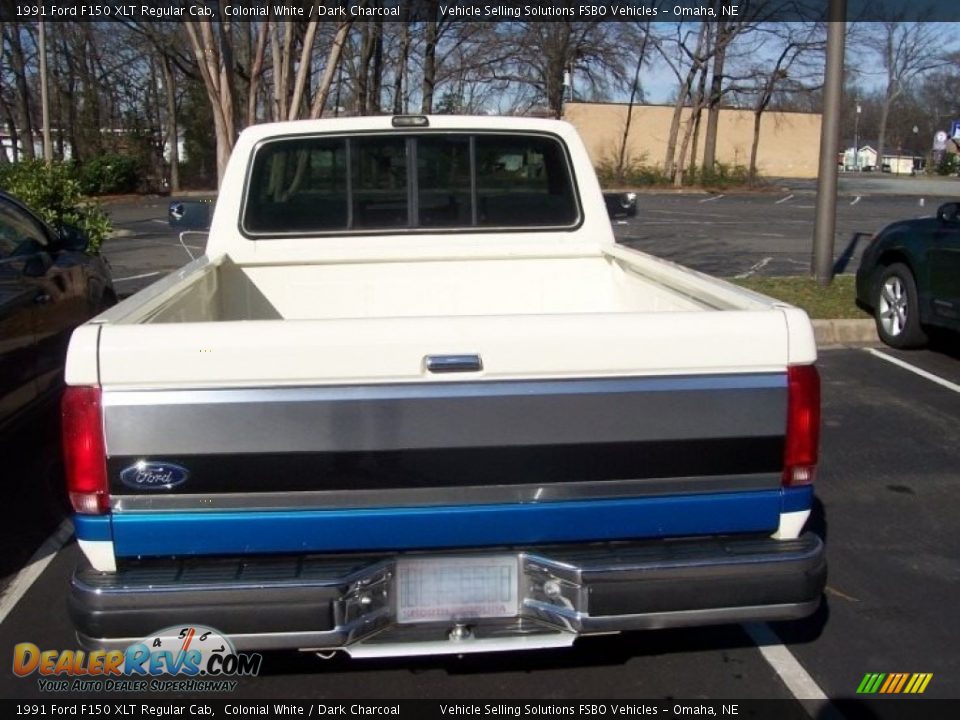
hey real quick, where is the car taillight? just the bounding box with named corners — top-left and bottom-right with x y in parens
top-left (62, 386), bottom-right (109, 514)
top-left (783, 364), bottom-right (820, 487)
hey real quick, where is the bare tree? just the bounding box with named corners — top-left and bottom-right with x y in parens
top-left (613, 22), bottom-right (652, 183)
top-left (499, 20), bottom-right (625, 119)
top-left (865, 14), bottom-right (952, 163)
top-left (184, 11), bottom-right (241, 184)
top-left (246, 18), bottom-right (271, 126)
top-left (732, 24), bottom-right (825, 182)
top-left (656, 22), bottom-right (711, 180)
top-left (286, 19), bottom-right (321, 120)
top-left (308, 21), bottom-right (353, 119)
top-left (700, 0), bottom-right (791, 170)
top-left (420, 0), bottom-right (441, 113)
top-left (701, 12), bottom-right (740, 171)
top-left (123, 22), bottom-right (197, 191)
top-left (2, 21), bottom-right (37, 160)
top-left (392, 5), bottom-right (412, 114)
top-left (354, 9), bottom-right (384, 114)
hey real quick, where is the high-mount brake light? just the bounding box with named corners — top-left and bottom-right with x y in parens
top-left (391, 115), bottom-right (430, 128)
top-left (782, 365), bottom-right (821, 487)
top-left (62, 386), bottom-right (109, 514)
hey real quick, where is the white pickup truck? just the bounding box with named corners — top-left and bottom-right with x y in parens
top-left (62, 115), bottom-right (824, 658)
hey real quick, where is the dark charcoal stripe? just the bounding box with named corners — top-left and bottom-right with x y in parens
top-left (102, 375), bottom-right (786, 457)
top-left (107, 437), bottom-right (784, 496)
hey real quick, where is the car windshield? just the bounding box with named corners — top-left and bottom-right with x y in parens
top-left (242, 133), bottom-right (579, 236)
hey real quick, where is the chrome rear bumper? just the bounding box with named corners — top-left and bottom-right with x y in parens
top-left (71, 534), bottom-right (825, 656)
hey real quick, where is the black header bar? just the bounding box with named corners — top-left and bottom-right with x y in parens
top-left (3, 700), bottom-right (960, 719)
top-left (2, 1), bottom-right (960, 24)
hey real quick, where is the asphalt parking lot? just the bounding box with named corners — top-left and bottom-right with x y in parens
top-left (2, 179), bottom-right (958, 708)
top-left (615, 186), bottom-right (957, 278)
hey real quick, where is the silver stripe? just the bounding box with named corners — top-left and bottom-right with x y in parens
top-left (110, 473), bottom-right (781, 512)
top-left (103, 374), bottom-right (786, 456)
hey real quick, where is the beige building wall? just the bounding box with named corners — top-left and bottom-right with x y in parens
top-left (563, 102), bottom-right (823, 180)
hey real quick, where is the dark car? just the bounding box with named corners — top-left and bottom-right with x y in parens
top-left (855, 201), bottom-right (960, 348)
top-left (0, 191), bottom-right (115, 431)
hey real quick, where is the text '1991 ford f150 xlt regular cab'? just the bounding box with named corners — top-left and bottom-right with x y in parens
top-left (62, 115), bottom-right (825, 658)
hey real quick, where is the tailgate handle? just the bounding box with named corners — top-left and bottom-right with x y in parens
top-left (424, 354), bottom-right (483, 373)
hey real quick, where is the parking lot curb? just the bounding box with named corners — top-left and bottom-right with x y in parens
top-left (812, 319), bottom-right (878, 348)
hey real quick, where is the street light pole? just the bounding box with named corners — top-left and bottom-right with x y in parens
top-left (912, 125), bottom-right (919, 174)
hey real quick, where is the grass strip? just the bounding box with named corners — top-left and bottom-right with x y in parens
top-left (730, 275), bottom-right (870, 320)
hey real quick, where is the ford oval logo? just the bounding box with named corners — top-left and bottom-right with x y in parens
top-left (120, 461), bottom-right (190, 491)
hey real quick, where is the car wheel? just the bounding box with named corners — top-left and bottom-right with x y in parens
top-left (873, 263), bottom-right (928, 348)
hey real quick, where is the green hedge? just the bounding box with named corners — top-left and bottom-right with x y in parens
top-left (0, 160), bottom-right (111, 253)
top-left (77, 154), bottom-right (142, 195)
top-left (596, 156), bottom-right (753, 189)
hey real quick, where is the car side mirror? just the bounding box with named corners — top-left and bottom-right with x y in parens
top-left (56, 224), bottom-right (90, 252)
top-left (936, 202), bottom-right (960, 223)
top-left (169, 199), bottom-right (213, 231)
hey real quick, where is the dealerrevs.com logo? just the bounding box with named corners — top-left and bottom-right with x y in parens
top-left (14, 625), bottom-right (261, 693)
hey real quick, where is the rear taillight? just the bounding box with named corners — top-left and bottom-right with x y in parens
top-left (783, 364), bottom-right (820, 487)
top-left (62, 386), bottom-right (109, 514)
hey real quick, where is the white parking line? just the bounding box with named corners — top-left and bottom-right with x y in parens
top-left (698, 194), bottom-right (725, 203)
top-left (776, 194), bottom-right (794, 204)
top-left (734, 256), bottom-right (773, 278)
top-left (0, 519), bottom-right (73, 626)
top-left (864, 348), bottom-right (960, 393)
top-left (744, 623), bottom-right (829, 705)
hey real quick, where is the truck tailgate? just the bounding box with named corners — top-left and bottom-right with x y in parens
top-left (96, 310), bottom-right (792, 386)
top-left (87, 310), bottom-right (805, 559)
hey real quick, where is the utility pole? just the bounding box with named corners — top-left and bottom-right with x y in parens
top-left (38, 20), bottom-right (52, 163)
top-left (812, 0), bottom-right (846, 286)
top-left (853, 102), bottom-right (861, 171)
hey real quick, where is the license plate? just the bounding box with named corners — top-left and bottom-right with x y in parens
top-left (396, 556), bottom-right (519, 624)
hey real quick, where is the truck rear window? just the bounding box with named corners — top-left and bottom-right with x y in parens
top-left (242, 133), bottom-right (579, 235)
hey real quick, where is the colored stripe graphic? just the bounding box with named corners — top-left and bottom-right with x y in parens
top-left (892, 674), bottom-right (909, 693)
top-left (910, 674), bottom-right (933, 694)
top-left (857, 673), bottom-right (932, 694)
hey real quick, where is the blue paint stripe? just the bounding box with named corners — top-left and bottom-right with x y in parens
top-left (74, 514), bottom-right (112, 542)
top-left (781, 486), bottom-right (814, 513)
top-left (112, 492), bottom-right (781, 557)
